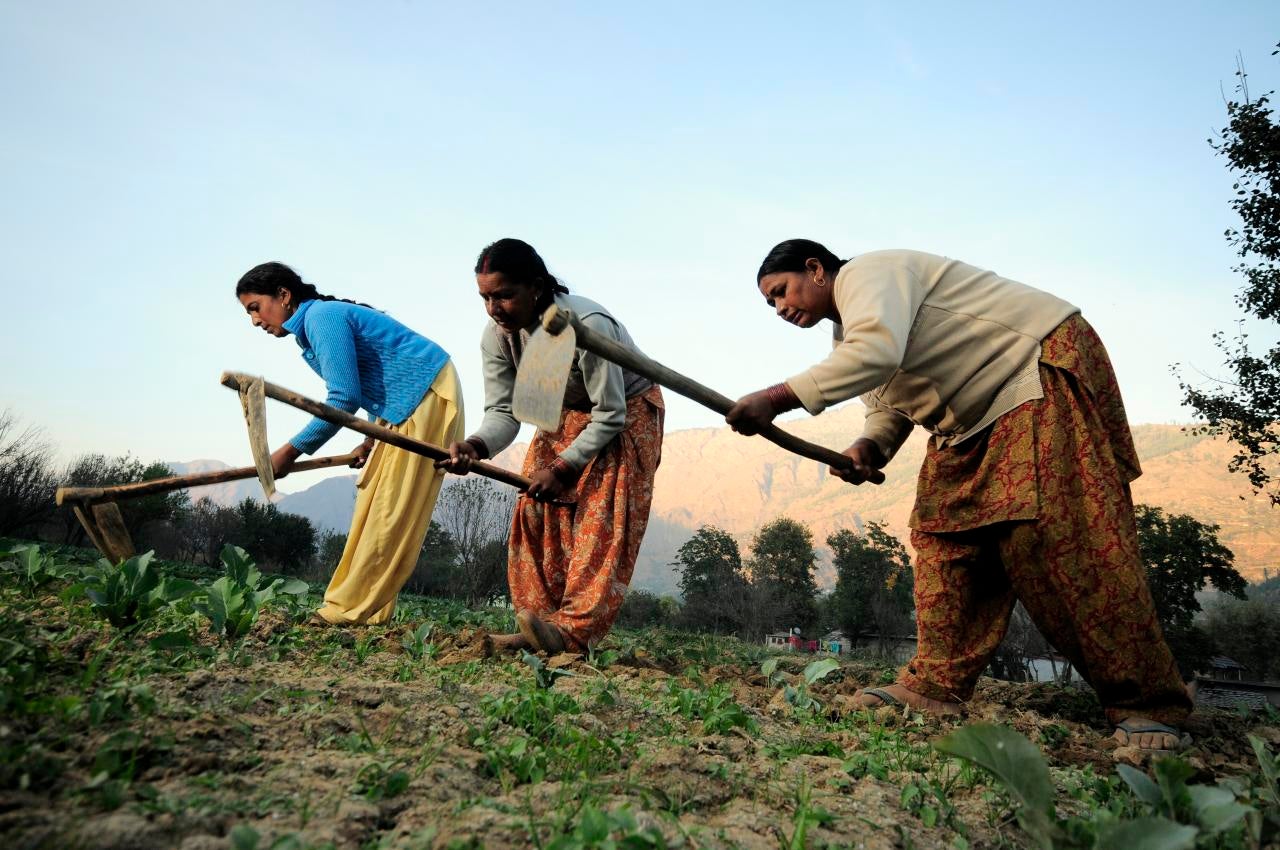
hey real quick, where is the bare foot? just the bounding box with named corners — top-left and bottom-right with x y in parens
top-left (1113, 717), bottom-right (1184, 751)
top-left (483, 632), bottom-right (532, 656)
top-left (516, 610), bottom-right (566, 654)
top-left (852, 683), bottom-right (962, 717)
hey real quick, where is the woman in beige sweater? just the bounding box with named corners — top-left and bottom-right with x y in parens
top-left (727, 239), bottom-right (1192, 750)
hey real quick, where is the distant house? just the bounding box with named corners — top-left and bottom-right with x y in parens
top-left (1199, 656), bottom-right (1247, 682)
top-left (1193, 678), bottom-right (1280, 710)
top-left (822, 631), bottom-right (852, 655)
top-left (1191, 656), bottom-right (1280, 710)
top-left (763, 632), bottom-right (791, 650)
top-left (851, 633), bottom-right (918, 664)
top-left (763, 627), bottom-right (830, 654)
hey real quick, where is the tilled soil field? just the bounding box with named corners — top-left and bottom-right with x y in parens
top-left (1, 544), bottom-right (1276, 849)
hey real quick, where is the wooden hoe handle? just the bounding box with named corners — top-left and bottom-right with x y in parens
top-left (541, 306), bottom-right (885, 485)
top-left (56, 452), bottom-right (361, 506)
top-left (219, 372), bottom-right (532, 492)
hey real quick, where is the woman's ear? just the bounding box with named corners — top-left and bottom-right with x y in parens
top-left (805, 257), bottom-right (822, 276)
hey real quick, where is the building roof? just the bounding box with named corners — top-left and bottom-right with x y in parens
top-left (1207, 655), bottom-right (1246, 670)
top-left (1194, 684), bottom-right (1268, 710)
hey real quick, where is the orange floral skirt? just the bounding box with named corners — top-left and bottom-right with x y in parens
top-left (509, 386), bottom-right (664, 650)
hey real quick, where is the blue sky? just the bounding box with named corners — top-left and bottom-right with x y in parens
top-left (3, 1), bottom-right (1278, 482)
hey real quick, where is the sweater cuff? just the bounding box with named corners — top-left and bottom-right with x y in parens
top-left (465, 436), bottom-right (491, 459)
top-left (784, 372), bottom-right (828, 415)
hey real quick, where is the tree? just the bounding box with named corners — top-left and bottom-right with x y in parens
top-left (1134, 504), bottom-right (1247, 677)
top-left (673, 525), bottom-right (749, 634)
top-left (235, 498), bottom-right (317, 574)
top-left (0, 410), bottom-right (59, 536)
top-left (406, 521), bottom-right (460, 597)
top-left (315, 529), bottom-right (348, 569)
top-left (615, 589), bottom-right (678, 629)
top-left (432, 479), bottom-right (514, 606)
top-left (1180, 45), bottom-right (1280, 504)
top-left (171, 497), bottom-right (244, 565)
top-left (59, 453), bottom-right (188, 544)
top-left (827, 521), bottom-right (914, 652)
top-left (1203, 580), bottom-right (1280, 681)
top-left (989, 603), bottom-right (1056, 683)
top-left (748, 517), bottom-right (819, 635)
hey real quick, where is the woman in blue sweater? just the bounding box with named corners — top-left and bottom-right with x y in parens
top-left (235, 262), bottom-right (463, 625)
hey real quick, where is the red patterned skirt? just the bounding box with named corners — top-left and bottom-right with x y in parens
top-left (901, 315), bottom-right (1191, 725)
top-left (508, 386), bottom-right (664, 650)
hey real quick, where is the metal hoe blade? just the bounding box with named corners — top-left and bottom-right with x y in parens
top-left (238, 375), bottom-right (276, 499)
top-left (513, 324), bottom-right (576, 433)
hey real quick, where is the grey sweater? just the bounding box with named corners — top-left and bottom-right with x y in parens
top-left (469, 293), bottom-right (652, 470)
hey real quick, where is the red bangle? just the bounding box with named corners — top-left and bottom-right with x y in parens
top-left (764, 382), bottom-right (801, 413)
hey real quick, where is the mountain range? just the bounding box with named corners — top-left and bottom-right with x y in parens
top-left (170, 405), bottom-right (1278, 594)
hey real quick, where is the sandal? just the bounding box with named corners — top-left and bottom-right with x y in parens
top-left (1113, 719), bottom-right (1189, 751)
top-left (858, 687), bottom-right (902, 707)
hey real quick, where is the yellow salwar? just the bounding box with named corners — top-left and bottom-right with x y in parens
top-left (315, 361), bottom-right (464, 625)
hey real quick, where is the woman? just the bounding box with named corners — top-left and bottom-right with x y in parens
top-left (236, 261), bottom-right (463, 625)
top-left (440, 239), bottom-right (664, 654)
top-left (726, 240), bottom-right (1192, 751)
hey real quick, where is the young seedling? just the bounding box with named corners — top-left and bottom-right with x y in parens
top-left (195, 545), bottom-right (307, 642)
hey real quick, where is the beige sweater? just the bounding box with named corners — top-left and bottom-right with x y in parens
top-left (785, 250), bottom-right (1079, 461)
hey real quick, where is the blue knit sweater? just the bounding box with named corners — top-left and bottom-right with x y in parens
top-left (282, 299), bottom-right (451, 454)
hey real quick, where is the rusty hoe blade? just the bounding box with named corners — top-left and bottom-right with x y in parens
top-left (513, 321), bottom-right (576, 433)
top-left (90, 501), bottom-right (136, 563)
top-left (238, 375), bottom-right (276, 499)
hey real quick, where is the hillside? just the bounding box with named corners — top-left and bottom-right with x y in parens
top-left (639, 409), bottom-right (1278, 589)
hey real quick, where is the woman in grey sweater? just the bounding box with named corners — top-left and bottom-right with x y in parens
top-left (441, 239), bottom-right (665, 655)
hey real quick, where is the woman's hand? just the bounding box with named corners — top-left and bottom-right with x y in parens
top-left (349, 436), bottom-right (376, 469)
top-left (525, 468), bottom-right (569, 502)
top-left (271, 443), bottom-right (302, 478)
top-left (726, 390), bottom-right (778, 436)
top-left (830, 438), bottom-right (887, 485)
top-left (439, 440), bottom-right (480, 474)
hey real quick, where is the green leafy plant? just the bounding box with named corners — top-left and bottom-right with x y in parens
top-left (547, 803), bottom-right (667, 849)
top-left (81, 551), bottom-right (187, 629)
top-left (937, 723), bottom-right (1273, 850)
top-left (352, 759), bottom-right (411, 801)
top-left (780, 779), bottom-right (836, 850)
top-left (194, 546), bottom-right (307, 642)
top-left (522, 650), bottom-right (574, 689)
top-left (0, 634), bottom-right (47, 717)
top-left (228, 824), bottom-right (315, 850)
top-left (85, 681), bottom-right (155, 726)
top-left (0, 545), bottom-right (75, 593)
top-left (664, 680), bottom-right (758, 736)
top-left (761, 656), bottom-right (840, 713)
top-left (401, 622), bottom-right (435, 660)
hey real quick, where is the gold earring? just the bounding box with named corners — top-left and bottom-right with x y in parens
top-left (813, 276), bottom-right (826, 287)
